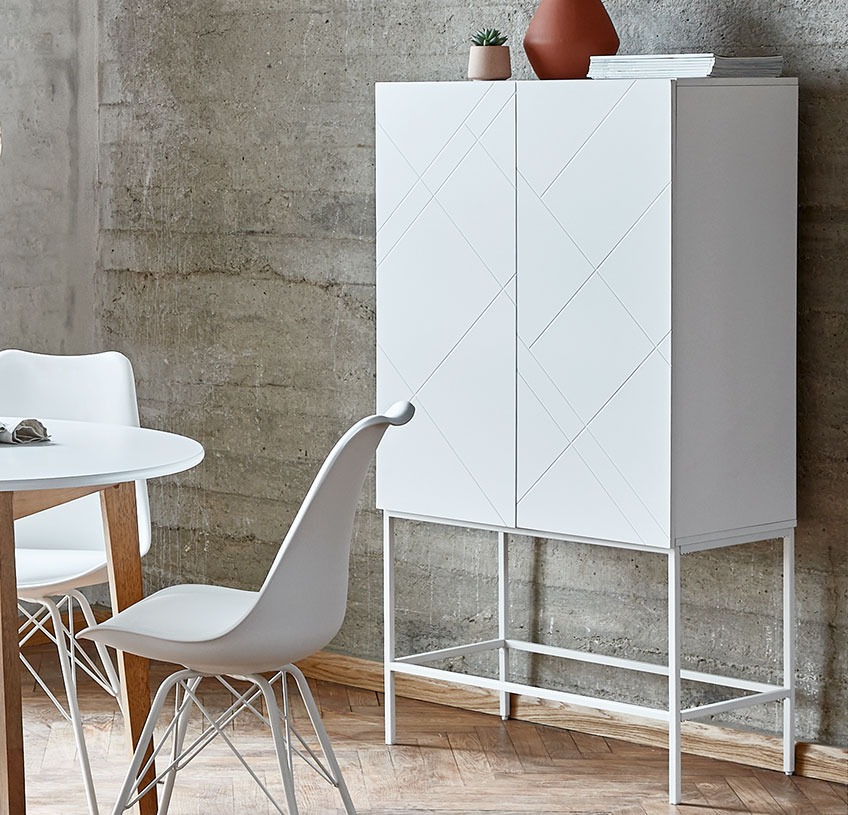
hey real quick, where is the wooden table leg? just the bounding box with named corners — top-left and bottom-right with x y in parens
top-left (102, 483), bottom-right (158, 815)
top-left (0, 493), bottom-right (25, 815)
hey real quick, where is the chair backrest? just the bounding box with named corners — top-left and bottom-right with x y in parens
top-left (0, 349), bottom-right (151, 555)
top-left (224, 402), bottom-right (414, 667)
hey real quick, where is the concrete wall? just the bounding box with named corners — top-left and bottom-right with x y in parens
top-left (15, 0), bottom-right (844, 748)
top-left (0, 2), bottom-right (97, 354)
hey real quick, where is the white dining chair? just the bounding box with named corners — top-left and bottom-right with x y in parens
top-left (79, 401), bottom-right (414, 815)
top-left (0, 349), bottom-right (150, 815)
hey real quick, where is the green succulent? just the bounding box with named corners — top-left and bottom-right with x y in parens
top-left (470, 28), bottom-right (508, 47)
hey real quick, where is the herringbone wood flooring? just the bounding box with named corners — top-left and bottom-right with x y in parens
top-left (21, 645), bottom-right (847, 814)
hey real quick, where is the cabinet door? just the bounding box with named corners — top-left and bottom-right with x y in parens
top-left (516, 80), bottom-right (672, 546)
top-left (376, 82), bottom-right (516, 527)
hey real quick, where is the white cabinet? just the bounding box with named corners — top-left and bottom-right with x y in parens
top-left (376, 79), bottom-right (799, 805)
top-left (376, 78), bottom-right (797, 549)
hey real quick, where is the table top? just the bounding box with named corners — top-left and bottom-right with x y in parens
top-left (0, 419), bottom-right (204, 491)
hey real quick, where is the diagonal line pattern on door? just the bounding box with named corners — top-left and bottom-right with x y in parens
top-left (378, 274), bottom-right (516, 409)
top-left (377, 85), bottom-right (515, 269)
top-left (523, 178), bottom-right (671, 351)
top-left (378, 350), bottom-right (509, 527)
top-left (518, 336), bottom-right (671, 541)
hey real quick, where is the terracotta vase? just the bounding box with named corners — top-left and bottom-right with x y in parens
top-left (523, 0), bottom-right (619, 80)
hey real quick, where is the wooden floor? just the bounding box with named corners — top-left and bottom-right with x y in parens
top-left (21, 645), bottom-right (847, 814)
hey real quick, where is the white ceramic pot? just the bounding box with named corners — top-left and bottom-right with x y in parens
top-left (467, 46), bottom-right (512, 80)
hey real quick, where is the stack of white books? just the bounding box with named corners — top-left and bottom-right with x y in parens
top-left (588, 53), bottom-right (784, 79)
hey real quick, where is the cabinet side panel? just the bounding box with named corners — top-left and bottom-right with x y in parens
top-left (672, 83), bottom-right (798, 541)
top-left (375, 82), bottom-right (517, 527)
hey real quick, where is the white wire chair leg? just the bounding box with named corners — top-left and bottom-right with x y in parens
top-left (252, 673), bottom-right (301, 815)
top-left (284, 665), bottom-right (356, 815)
top-left (16, 591), bottom-right (128, 815)
top-left (19, 592), bottom-right (122, 704)
top-left (68, 589), bottom-right (122, 702)
top-left (41, 597), bottom-right (99, 815)
top-left (111, 669), bottom-right (194, 815)
top-left (158, 675), bottom-right (202, 815)
top-left (280, 672), bottom-right (294, 775)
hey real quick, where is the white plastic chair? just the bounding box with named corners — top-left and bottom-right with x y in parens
top-left (0, 349), bottom-right (150, 815)
top-left (79, 401), bottom-right (414, 815)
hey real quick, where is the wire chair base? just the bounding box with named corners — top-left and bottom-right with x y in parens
top-left (112, 664), bottom-right (357, 815)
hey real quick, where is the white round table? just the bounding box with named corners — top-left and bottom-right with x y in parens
top-left (0, 419), bottom-right (204, 491)
top-left (0, 420), bottom-right (204, 815)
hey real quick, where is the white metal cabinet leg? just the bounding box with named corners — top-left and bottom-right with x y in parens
top-left (384, 513), bottom-right (396, 744)
top-left (668, 547), bottom-right (682, 805)
top-left (498, 531), bottom-right (510, 720)
top-left (783, 530), bottom-right (796, 775)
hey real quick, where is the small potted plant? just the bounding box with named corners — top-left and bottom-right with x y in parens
top-left (468, 28), bottom-right (511, 81)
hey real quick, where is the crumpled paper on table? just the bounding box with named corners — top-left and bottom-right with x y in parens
top-left (0, 418), bottom-right (50, 444)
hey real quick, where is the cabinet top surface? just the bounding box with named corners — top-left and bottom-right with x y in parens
top-left (375, 77), bottom-right (798, 87)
